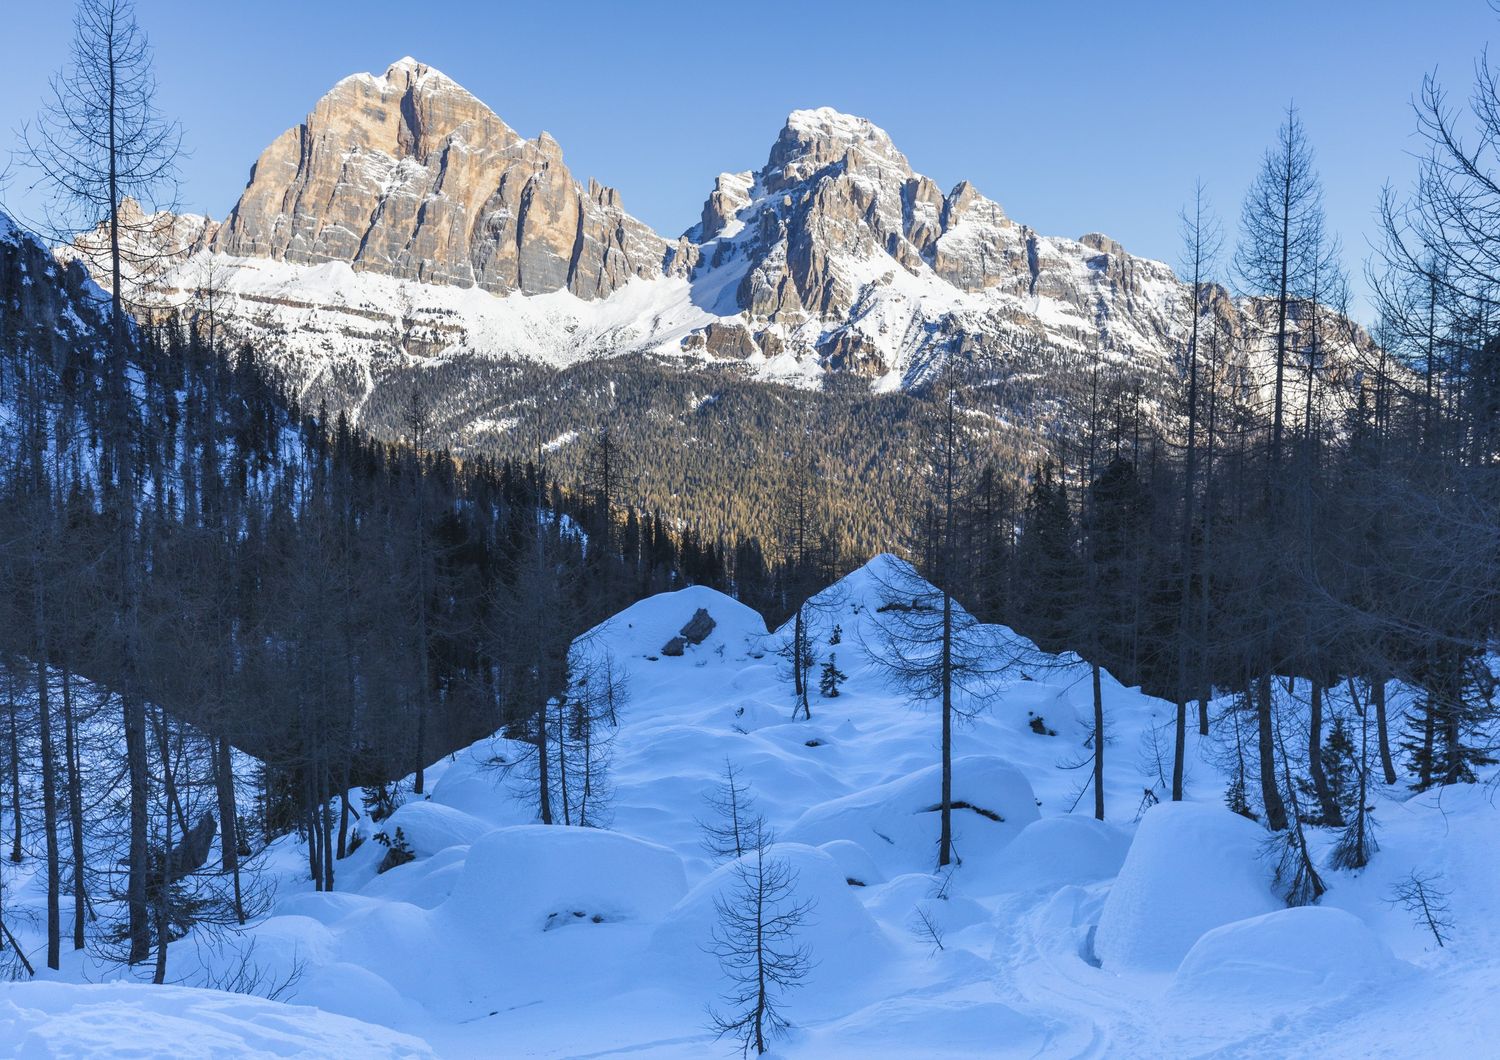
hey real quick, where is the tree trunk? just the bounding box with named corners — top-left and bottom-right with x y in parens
top-left (36, 652), bottom-right (60, 971)
top-left (63, 668), bottom-right (87, 949)
top-left (8, 686), bottom-right (21, 864)
top-left (556, 699), bottom-right (570, 827)
top-left (1417, 691), bottom-right (1437, 790)
top-left (214, 735), bottom-right (243, 921)
top-left (152, 801), bottom-right (170, 985)
top-left (1172, 697), bottom-right (1187, 803)
top-left (320, 774), bottom-right (334, 892)
top-left (1307, 679), bottom-right (1342, 824)
top-left (1374, 678), bottom-right (1398, 786)
top-left (939, 587), bottom-right (954, 867)
top-left (1094, 664), bottom-right (1107, 819)
top-left (536, 701), bottom-right (553, 826)
top-left (1257, 676), bottom-right (1288, 830)
top-left (337, 788), bottom-right (350, 862)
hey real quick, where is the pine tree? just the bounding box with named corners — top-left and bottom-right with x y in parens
top-left (818, 655), bottom-right (847, 699)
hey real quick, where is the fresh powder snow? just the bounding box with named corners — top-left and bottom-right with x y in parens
top-left (2, 557), bottom-right (1497, 1057)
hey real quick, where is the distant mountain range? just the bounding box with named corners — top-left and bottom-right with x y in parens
top-left (61, 58), bottom-right (1374, 550)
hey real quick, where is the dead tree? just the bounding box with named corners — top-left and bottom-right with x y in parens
top-left (708, 824), bottom-right (813, 1057)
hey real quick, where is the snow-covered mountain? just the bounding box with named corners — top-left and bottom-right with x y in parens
top-left (59, 60), bottom-right (1377, 553)
top-left (80, 59), bottom-right (1257, 404)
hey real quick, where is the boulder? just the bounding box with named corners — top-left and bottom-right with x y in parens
top-left (679, 607), bottom-right (716, 645)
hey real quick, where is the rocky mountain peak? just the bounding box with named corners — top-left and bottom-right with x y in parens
top-left (212, 59), bottom-right (668, 299)
top-left (765, 107), bottom-right (913, 192)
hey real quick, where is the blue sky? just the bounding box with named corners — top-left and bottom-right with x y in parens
top-left (2, 1), bottom-right (1492, 322)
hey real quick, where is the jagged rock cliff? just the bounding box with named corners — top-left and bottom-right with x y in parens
top-left (91, 59), bottom-right (1202, 393)
top-left (212, 58), bottom-right (685, 300)
top-left (682, 106), bottom-right (1184, 386)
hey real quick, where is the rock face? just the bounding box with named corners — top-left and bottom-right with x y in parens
top-left (2, 211), bottom-right (110, 357)
top-left (213, 58), bottom-right (681, 299)
top-left (685, 106), bottom-right (1185, 385)
top-left (143, 61), bottom-right (1194, 390)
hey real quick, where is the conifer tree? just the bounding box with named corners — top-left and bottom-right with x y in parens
top-left (818, 655), bottom-right (847, 699)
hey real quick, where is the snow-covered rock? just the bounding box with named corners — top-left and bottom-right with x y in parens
top-left (784, 755), bottom-right (1040, 878)
top-left (1170, 907), bottom-right (1412, 1005)
top-left (1094, 802), bottom-right (1278, 972)
top-left (992, 814), bottom-right (1131, 892)
top-left (442, 825), bottom-right (688, 934)
top-left (650, 842), bottom-right (894, 1008)
top-left (378, 800), bottom-right (494, 859)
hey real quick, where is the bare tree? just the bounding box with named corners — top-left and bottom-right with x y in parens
top-left (1172, 183), bottom-right (1223, 800)
top-left (1237, 104), bottom-right (1335, 473)
top-left (1388, 869), bottom-right (1453, 948)
top-left (866, 364), bottom-right (1013, 865)
top-left (20, 0), bottom-right (181, 966)
top-left (698, 759), bottom-right (767, 863)
top-left (707, 822), bottom-right (813, 1057)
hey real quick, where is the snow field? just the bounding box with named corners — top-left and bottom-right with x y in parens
top-left (5, 554), bottom-right (1500, 1056)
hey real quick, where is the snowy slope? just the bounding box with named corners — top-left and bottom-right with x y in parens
top-left (4, 557), bottom-right (1497, 1056)
top-left (0, 982), bottom-right (433, 1058)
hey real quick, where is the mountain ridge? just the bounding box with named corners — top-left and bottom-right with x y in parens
top-left (58, 59), bottom-right (1376, 550)
top-left (88, 58), bottom-right (1208, 390)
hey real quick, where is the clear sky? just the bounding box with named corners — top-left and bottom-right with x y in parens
top-left (2, 0), bottom-right (1493, 323)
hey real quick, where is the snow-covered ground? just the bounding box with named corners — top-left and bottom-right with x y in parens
top-left (3, 555), bottom-right (1497, 1056)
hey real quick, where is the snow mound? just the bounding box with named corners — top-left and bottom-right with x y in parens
top-left (805, 553), bottom-right (1039, 655)
top-left (784, 755), bottom-right (1039, 877)
top-left (379, 800), bottom-right (494, 858)
top-left (650, 843), bottom-right (894, 1008)
top-left (572, 585), bottom-right (771, 716)
top-left (0, 981), bottom-right (433, 1058)
top-left (1170, 907), bottom-right (1411, 1004)
top-left (807, 995), bottom-right (1052, 1058)
top-left (442, 825), bottom-right (687, 934)
top-left (425, 737), bottom-right (534, 826)
top-left (1094, 802), bottom-right (1277, 972)
top-left (819, 839), bottom-right (886, 886)
top-left (359, 845), bottom-right (468, 909)
top-left (992, 815), bottom-right (1130, 892)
